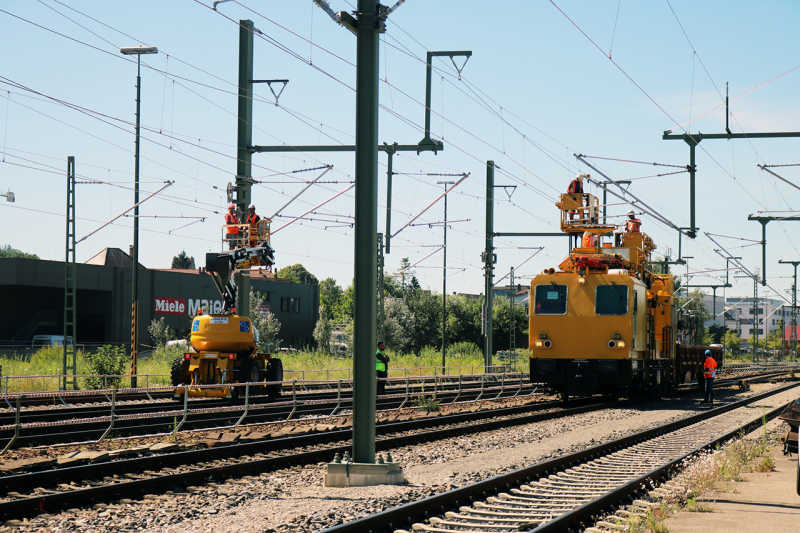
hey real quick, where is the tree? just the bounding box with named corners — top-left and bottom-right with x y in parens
top-left (493, 296), bottom-right (529, 351)
top-left (399, 257), bottom-right (412, 290)
top-left (313, 312), bottom-right (333, 353)
top-left (171, 250), bottom-right (195, 269)
top-left (249, 290), bottom-right (281, 351)
top-left (278, 263), bottom-right (318, 285)
top-left (403, 289), bottom-right (440, 353)
top-left (147, 317), bottom-right (175, 347)
top-left (319, 278), bottom-right (345, 321)
top-left (0, 244), bottom-right (38, 259)
top-left (383, 273), bottom-right (403, 298)
top-left (707, 324), bottom-right (726, 344)
top-left (446, 295), bottom-right (483, 348)
top-left (723, 330), bottom-right (741, 354)
top-left (383, 297), bottom-right (414, 351)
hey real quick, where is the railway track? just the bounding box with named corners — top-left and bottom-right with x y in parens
top-left (0, 365), bottom-right (788, 449)
top-left (320, 381), bottom-right (800, 533)
top-left (0, 397), bottom-right (612, 521)
top-left (0, 375), bottom-right (532, 448)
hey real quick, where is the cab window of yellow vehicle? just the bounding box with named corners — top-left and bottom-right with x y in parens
top-left (595, 284), bottom-right (628, 315)
top-left (534, 285), bottom-right (567, 314)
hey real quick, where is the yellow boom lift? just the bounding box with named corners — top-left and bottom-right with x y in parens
top-left (170, 219), bottom-right (283, 400)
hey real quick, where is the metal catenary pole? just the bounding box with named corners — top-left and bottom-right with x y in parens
top-left (119, 44), bottom-right (157, 388)
top-left (438, 180), bottom-right (455, 370)
top-left (377, 233), bottom-right (385, 342)
top-left (483, 161), bottom-right (495, 371)
top-left (63, 156), bottom-right (77, 390)
top-left (779, 259), bottom-right (800, 359)
top-left (130, 54), bottom-right (142, 388)
top-left (352, 0), bottom-right (380, 464)
top-left (510, 266), bottom-right (515, 351)
top-left (236, 20), bottom-right (255, 219)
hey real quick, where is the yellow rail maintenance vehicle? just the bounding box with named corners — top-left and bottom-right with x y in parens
top-left (171, 218), bottom-right (282, 400)
top-left (529, 180), bottom-right (676, 402)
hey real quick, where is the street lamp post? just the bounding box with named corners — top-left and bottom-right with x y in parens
top-left (120, 45), bottom-right (157, 388)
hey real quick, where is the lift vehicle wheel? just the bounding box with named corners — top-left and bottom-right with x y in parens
top-left (170, 356), bottom-right (188, 386)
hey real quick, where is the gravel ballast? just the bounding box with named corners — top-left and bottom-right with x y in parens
top-left (2, 383), bottom-right (791, 532)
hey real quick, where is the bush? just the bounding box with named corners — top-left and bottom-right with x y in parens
top-left (84, 345), bottom-right (127, 389)
top-left (250, 290), bottom-right (282, 352)
top-left (147, 317), bottom-right (175, 348)
top-left (313, 313), bottom-right (333, 353)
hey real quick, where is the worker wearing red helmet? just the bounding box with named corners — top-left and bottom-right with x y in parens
top-left (224, 204), bottom-right (240, 249)
top-left (246, 204), bottom-right (261, 247)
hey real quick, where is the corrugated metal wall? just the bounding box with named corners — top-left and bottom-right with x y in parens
top-left (0, 258), bottom-right (319, 347)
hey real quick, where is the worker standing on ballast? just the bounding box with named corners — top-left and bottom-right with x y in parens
top-left (246, 204), bottom-right (260, 247)
top-left (376, 341), bottom-right (389, 396)
top-left (625, 210), bottom-right (641, 233)
top-left (703, 349), bottom-right (717, 405)
top-left (224, 204), bottom-right (240, 250)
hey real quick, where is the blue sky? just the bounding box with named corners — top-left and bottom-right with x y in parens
top-left (2, 1), bottom-right (800, 306)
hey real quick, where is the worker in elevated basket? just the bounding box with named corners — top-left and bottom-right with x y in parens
top-left (246, 204), bottom-right (261, 247)
top-left (703, 349), bottom-right (718, 405)
top-left (567, 173), bottom-right (585, 222)
top-left (624, 210), bottom-right (641, 233)
top-left (224, 204), bottom-right (240, 250)
top-left (581, 231), bottom-right (597, 249)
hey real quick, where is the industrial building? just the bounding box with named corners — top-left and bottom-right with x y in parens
top-left (0, 248), bottom-right (319, 347)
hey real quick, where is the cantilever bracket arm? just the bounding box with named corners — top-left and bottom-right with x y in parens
top-left (419, 50), bottom-right (472, 152)
top-left (748, 214), bottom-right (800, 286)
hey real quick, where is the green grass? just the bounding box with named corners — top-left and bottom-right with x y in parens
top-left (0, 343), bottom-right (523, 392)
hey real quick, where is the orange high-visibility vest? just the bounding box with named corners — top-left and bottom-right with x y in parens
top-left (225, 212), bottom-right (240, 235)
top-left (625, 218), bottom-right (641, 232)
top-left (703, 356), bottom-right (717, 379)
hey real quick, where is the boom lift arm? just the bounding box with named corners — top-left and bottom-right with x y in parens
top-left (205, 244), bottom-right (275, 312)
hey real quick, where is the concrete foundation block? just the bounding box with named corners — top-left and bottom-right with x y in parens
top-left (324, 461), bottom-right (405, 487)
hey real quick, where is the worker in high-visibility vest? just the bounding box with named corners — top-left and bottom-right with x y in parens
top-left (625, 210), bottom-right (642, 233)
top-left (246, 204), bottom-right (261, 247)
top-left (224, 204), bottom-right (240, 250)
top-left (581, 231), bottom-right (597, 249)
top-left (376, 341), bottom-right (389, 396)
top-left (703, 349), bottom-right (718, 404)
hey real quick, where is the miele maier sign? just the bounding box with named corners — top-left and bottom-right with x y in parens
top-left (154, 297), bottom-right (224, 316)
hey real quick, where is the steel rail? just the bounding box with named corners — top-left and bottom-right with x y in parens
top-left (0, 367), bottom-right (787, 449)
top-left (0, 399), bottom-right (611, 519)
top-left (319, 381), bottom-right (800, 533)
top-left (0, 379), bottom-right (534, 448)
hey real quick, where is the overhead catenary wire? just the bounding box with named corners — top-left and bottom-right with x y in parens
top-left (271, 184), bottom-right (354, 235)
top-left (391, 173), bottom-right (469, 238)
top-left (758, 165), bottom-right (800, 193)
top-left (398, 246), bottom-right (443, 272)
top-left (574, 154), bottom-right (681, 231)
top-left (76, 181), bottom-right (174, 244)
